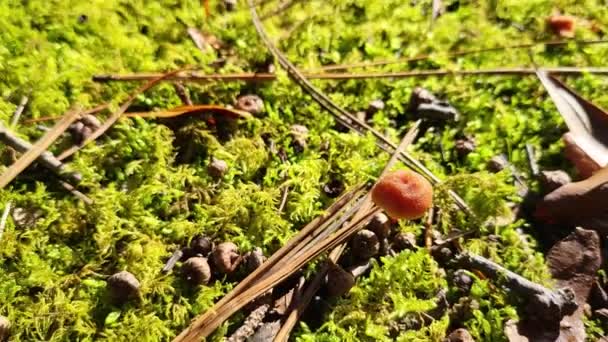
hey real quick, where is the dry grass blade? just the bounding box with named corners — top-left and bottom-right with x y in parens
top-left (57, 69), bottom-right (184, 161)
top-left (536, 70), bottom-right (608, 168)
top-left (173, 186), bottom-right (369, 341)
top-left (0, 108), bottom-right (81, 189)
top-left (124, 105), bottom-right (252, 120)
top-left (174, 204), bottom-right (380, 342)
top-left (273, 121), bottom-right (421, 342)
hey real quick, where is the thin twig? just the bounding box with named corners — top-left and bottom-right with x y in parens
top-left (59, 180), bottom-right (93, 205)
top-left (260, 0), bottom-right (303, 20)
top-left (277, 186), bottom-right (289, 213)
top-left (10, 96), bottom-right (29, 128)
top-left (22, 103), bottom-right (109, 125)
top-left (313, 38), bottom-right (608, 72)
top-left (0, 201), bottom-right (12, 241)
top-left (0, 108), bottom-right (81, 189)
top-left (91, 67), bottom-right (608, 83)
top-left (58, 69), bottom-right (185, 161)
top-left (424, 207), bottom-right (435, 250)
top-left (0, 123), bottom-right (81, 184)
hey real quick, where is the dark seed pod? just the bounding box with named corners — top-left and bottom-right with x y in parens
top-left (190, 235), bottom-right (213, 256)
top-left (212, 242), bottom-right (241, 274)
top-left (445, 328), bottom-right (474, 342)
top-left (351, 229), bottom-right (380, 259)
top-left (408, 87), bottom-right (437, 112)
top-left (224, 0), bottom-right (237, 11)
top-left (243, 247), bottom-right (266, 273)
top-left (539, 170), bottom-right (571, 193)
top-left (367, 212), bottom-right (391, 239)
top-left (81, 114), bottom-right (101, 130)
top-left (80, 126), bottom-right (93, 142)
top-left (455, 137), bottom-right (476, 157)
top-left (325, 264), bottom-right (355, 297)
top-left (208, 158), bottom-right (228, 178)
top-left (107, 271), bottom-right (140, 303)
top-left (69, 121), bottom-right (85, 135)
top-left (431, 246), bottom-right (454, 264)
top-left (235, 94), bottom-right (264, 115)
top-left (366, 99), bottom-right (385, 115)
top-left (182, 257), bottom-right (212, 285)
top-left (415, 102), bottom-right (459, 122)
top-left (0, 316), bottom-right (9, 342)
top-left (487, 154), bottom-right (509, 173)
top-left (452, 269), bottom-right (473, 293)
top-left (392, 232), bottom-right (416, 252)
top-left (323, 179), bottom-right (345, 198)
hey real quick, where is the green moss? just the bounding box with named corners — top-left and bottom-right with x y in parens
top-left (0, 0), bottom-right (605, 340)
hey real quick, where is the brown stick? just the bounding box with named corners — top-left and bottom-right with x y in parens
top-left (57, 69), bottom-right (185, 161)
top-left (0, 108), bottom-right (81, 189)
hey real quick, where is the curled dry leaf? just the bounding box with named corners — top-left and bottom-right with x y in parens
top-left (536, 71), bottom-right (608, 177)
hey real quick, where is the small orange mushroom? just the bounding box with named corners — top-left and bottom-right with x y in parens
top-left (371, 170), bottom-right (433, 220)
top-left (547, 15), bottom-right (575, 38)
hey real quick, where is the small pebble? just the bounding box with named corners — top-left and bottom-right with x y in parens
top-left (107, 271), bottom-right (140, 303)
top-left (0, 316), bottom-right (9, 342)
top-left (212, 242), bottom-right (241, 274)
top-left (367, 212), bottom-right (391, 239)
top-left (182, 257), bottom-right (211, 285)
top-left (445, 328), bottom-right (474, 342)
top-left (366, 99), bottom-right (385, 115)
top-left (235, 94), bottom-right (264, 115)
top-left (325, 264), bottom-right (355, 297)
top-left (323, 179), bottom-right (345, 198)
top-left (351, 229), bottom-right (380, 259)
top-left (208, 158), bottom-right (228, 178)
top-left (454, 137), bottom-right (476, 157)
top-left (487, 154), bottom-right (509, 173)
top-left (190, 235), bottom-right (214, 256)
top-left (244, 247), bottom-right (266, 274)
top-left (452, 269), bottom-right (473, 293)
top-left (392, 232), bottom-right (417, 251)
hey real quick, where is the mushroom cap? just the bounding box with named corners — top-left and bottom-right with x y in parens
top-left (371, 170), bottom-right (433, 220)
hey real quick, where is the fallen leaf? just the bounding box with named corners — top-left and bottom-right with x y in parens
top-left (536, 70), bottom-right (608, 176)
